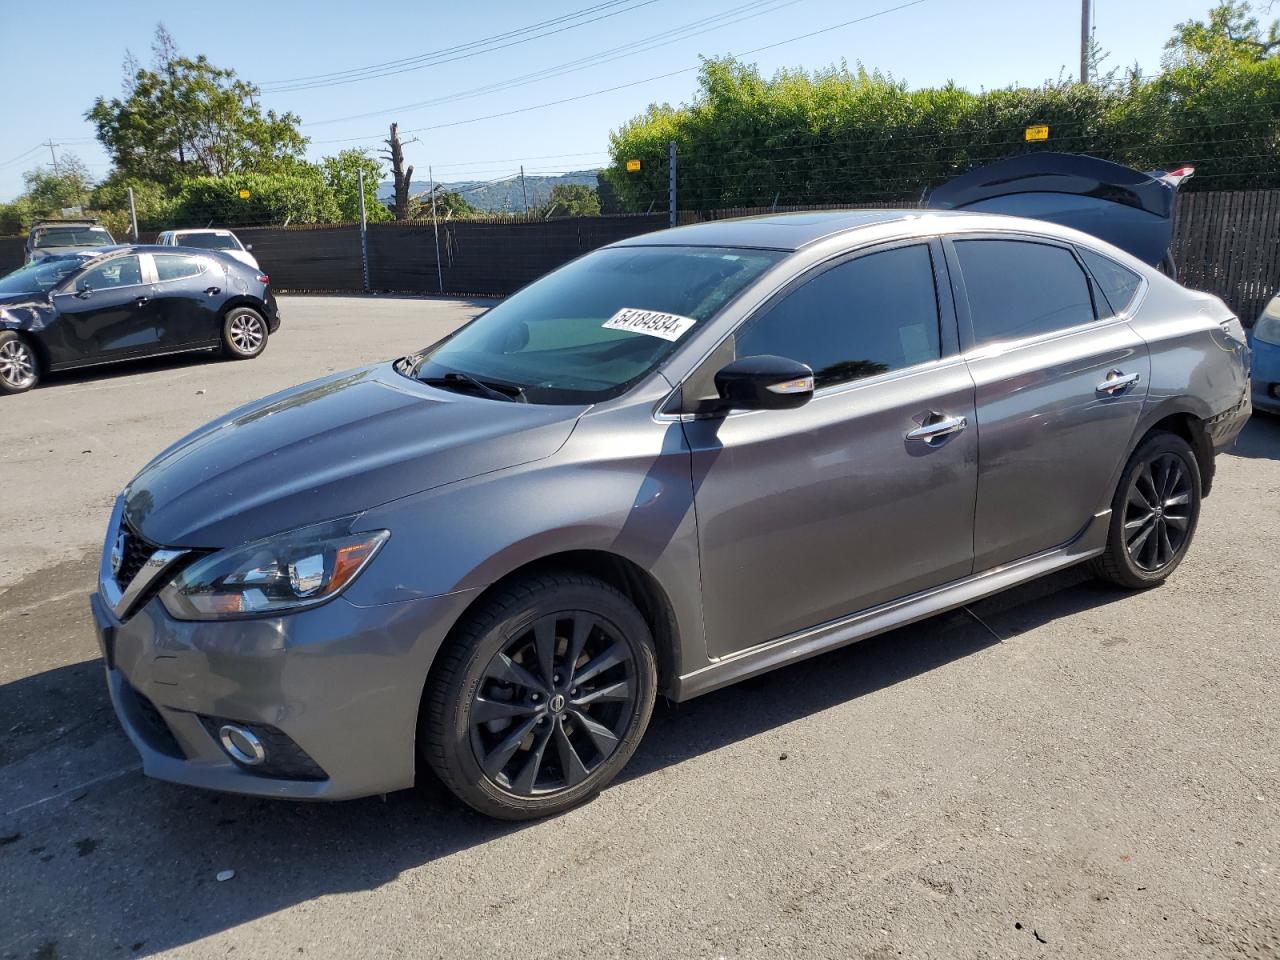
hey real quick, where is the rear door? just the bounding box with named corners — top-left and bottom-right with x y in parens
top-left (49, 254), bottom-right (159, 362)
top-left (146, 253), bottom-right (224, 348)
top-left (946, 235), bottom-right (1150, 570)
top-left (684, 239), bottom-right (979, 658)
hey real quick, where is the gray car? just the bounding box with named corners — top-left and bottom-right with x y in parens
top-left (91, 210), bottom-right (1251, 819)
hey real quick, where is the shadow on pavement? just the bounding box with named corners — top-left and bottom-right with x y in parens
top-left (1228, 412), bottom-right (1280, 461)
top-left (0, 566), bottom-right (1129, 959)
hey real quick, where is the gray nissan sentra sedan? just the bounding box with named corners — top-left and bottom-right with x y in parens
top-left (92, 209), bottom-right (1251, 819)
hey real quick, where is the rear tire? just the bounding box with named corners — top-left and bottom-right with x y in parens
top-left (0, 331), bottom-right (39, 395)
top-left (1089, 431), bottom-right (1201, 589)
top-left (221, 307), bottom-right (268, 360)
top-left (421, 572), bottom-right (657, 820)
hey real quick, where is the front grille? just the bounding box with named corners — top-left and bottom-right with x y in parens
top-left (198, 716), bottom-right (329, 781)
top-left (115, 521), bottom-right (160, 589)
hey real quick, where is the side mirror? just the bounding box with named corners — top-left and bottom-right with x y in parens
top-left (244, 243), bottom-right (253, 251)
top-left (75, 279), bottom-right (93, 299)
top-left (713, 355), bottom-right (815, 412)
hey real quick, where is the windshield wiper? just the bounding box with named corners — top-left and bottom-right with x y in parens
top-left (424, 370), bottom-right (526, 403)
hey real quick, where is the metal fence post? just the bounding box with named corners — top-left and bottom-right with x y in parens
top-left (127, 186), bottom-right (139, 241)
top-left (357, 169), bottom-right (370, 293)
top-left (429, 166), bottom-right (444, 295)
top-left (668, 141), bottom-right (678, 228)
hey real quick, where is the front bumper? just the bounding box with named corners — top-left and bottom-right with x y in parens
top-left (1251, 335), bottom-right (1280, 415)
top-left (91, 580), bottom-right (477, 801)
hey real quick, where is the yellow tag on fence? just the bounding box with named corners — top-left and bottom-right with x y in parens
top-left (1025, 125), bottom-right (1049, 142)
top-left (626, 159), bottom-right (641, 173)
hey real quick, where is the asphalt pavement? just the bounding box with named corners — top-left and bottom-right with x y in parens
top-left (1, 295), bottom-right (1277, 959)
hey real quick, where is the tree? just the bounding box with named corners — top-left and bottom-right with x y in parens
top-left (1166, 1), bottom-right (1280, 65)
top-left (87, 24), bottom-right (307, 184)
top-left (540, 183), bottom-right (601, 217)
top-left (322, 150), bottom-right (392, 222)
top-left (420, 184), bottom-right (476, 219)
top-left (21, 156), bottom-right (94, 215)
top-left (170, 168), bottom-right (341, 227)
top-left (381, 123), bottom-right (414, 220)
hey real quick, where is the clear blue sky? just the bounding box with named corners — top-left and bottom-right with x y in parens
top-left (0, 0), bottom-right (1216, 200)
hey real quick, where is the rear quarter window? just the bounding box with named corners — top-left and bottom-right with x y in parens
top-left (1078, 248), bottom-right (1143, 316)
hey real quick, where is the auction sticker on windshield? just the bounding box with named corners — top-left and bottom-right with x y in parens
top-left (602, 307), bottom-right (697, 342)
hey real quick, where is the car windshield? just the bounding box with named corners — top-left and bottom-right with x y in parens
top-left (33, 227), bottom-right (113, 248)
top-left (177, 233), bottom-right (241, 251)
top-left (0, 257), bottom-right (90, 295)
top-left (408, 245), bottom-right (785, 404)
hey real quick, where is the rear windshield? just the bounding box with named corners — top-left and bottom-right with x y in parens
top-left (176, 233), bottom-right (241, 251)
top-left (407, 245), bottom-right (785, 404)
top-left (33, 227), bottom-right (113, 248)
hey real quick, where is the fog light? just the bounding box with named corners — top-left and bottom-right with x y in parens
top-left (219, 724), bottom-right (266, 766)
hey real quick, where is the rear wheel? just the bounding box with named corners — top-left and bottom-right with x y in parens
top-left (1090, 431), bottom-right (1201, 588)
top-left (421, 572), bottom-right (657, 820)
top-left (221, 307), bottom-right (268, 360)
top-left (0, 332), bottom-right (39, 395)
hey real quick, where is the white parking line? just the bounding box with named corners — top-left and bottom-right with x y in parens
top-left (2, 763), bottom-right (141, 819)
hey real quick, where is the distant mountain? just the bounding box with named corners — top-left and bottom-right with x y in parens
top-left (376, 170), bottom-right (600, 213)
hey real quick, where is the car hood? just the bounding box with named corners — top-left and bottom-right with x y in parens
top-left (124, 362), bottom-right (584, 547)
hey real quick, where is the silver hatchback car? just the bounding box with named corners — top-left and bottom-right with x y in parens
top-left (92, 209), bottom-right (1251, 819)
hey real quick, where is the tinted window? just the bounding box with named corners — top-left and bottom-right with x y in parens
top-left (955, 240), bottom-right (1095, 345)
top-left (77, 256), bottom-right (142, 289)
top-left (154, 254), bottom-right (206, 281)
top-left (1078, 248), bottom-right (1142, 316)
top-left (735, 244), bottom-right (942, 389)
top-left (177, 233), bottom-right (241, 250)
top-left (33, 226), bottom-right (113, 248)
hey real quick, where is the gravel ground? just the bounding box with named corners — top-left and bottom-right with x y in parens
top-left (0, 295), bottom-right (1277, 960)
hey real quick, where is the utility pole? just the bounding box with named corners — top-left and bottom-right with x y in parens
top-left (127, 186), bottom-right (139, 240)
top-left (668, 141), bottom-right (678, 228)
top-left (357, 168), bottom-right (370, 293)
top-left (45, 140), bottom-right (59, 175)
top-left (519, 165), bottom-right (529, 215)
top-left (429, 166), bottom-right (444, 294)
top-left (1080, 0), bottom-right (1092, 85)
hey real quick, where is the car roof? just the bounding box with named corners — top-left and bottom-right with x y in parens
top-left (607, 208), bottom-right (1124, 253)
top-left (169, 228), bottom-right (235, 234)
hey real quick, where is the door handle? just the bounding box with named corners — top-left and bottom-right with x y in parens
top-left (205, 286), bottom-right (221, 296)
top-left (906, 414), bottom-right (968, 443)
top-left (1095, 370), bottom-right (1141, 395)
top-left (134, 295), bottom-right (150, 305)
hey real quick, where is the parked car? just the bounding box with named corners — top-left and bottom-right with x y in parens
top-left (0, 245), bottom-right (278, 394)
top-left (156, 228), bottom-right (260, 270)
top-left (1250, 294), bottom-right (1280, 415)
top-left (91, 204), bottom-right (1250, 819)
top-left (25, 218), bottom-right (116, 263)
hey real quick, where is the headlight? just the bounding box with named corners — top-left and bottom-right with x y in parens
top-left (160, 518), bottom-right (389, 620)
top-left (1254, 305), bottom-right (1280, 346)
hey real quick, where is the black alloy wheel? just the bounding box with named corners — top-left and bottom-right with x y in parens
top-left (1091, 431), bottom-right (1201, 589)
top-left (1123, 452), bottom-right (1193, 571)
top-left (422, 572), bottom-right (657, 819)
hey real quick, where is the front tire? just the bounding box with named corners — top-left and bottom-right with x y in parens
top-left (221, 307), bottom-right (268, 360)
top-left (1089, 431), bottom-right (1201, 589)
top-left (421, 572), bottom-right (657, 820)
top-left (0, 332), bottom-right (39, 395)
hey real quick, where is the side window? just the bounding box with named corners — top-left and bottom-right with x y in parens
top-left (955, 240), bottom-right (1096, 346)
top-left (78, 256), bottom-right (142, 290)
top-left (154, 254), bottom-right (206, 282)
top-left (735, 244), bottom-right (942, 390)
top-left (1078, 248), bottom-right (1142, 317)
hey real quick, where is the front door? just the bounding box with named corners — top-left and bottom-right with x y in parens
top-left (946, 236), bottom-right (1151, 569)
top-left (684, 241), bottom-right (978, 659)
top-left (50, 255), bottom-right (158, 363)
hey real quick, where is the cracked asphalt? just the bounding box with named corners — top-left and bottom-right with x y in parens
top-left (1, 296), bottom-right (1278, 959)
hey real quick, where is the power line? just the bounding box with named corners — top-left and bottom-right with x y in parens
top-left (261, 0), bottom-right (662, 92)
top-left (302, 0), bottom-right (807, 127)
top-left (312, 0), bottom-right (932, 147)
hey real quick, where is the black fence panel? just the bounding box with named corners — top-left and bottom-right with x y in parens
top-left (367, 223), bottom-right (439, 293)
top-left (0, 236), bottom-right (26, 275)
top-left (238, 226), bottom-right (364, 291)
